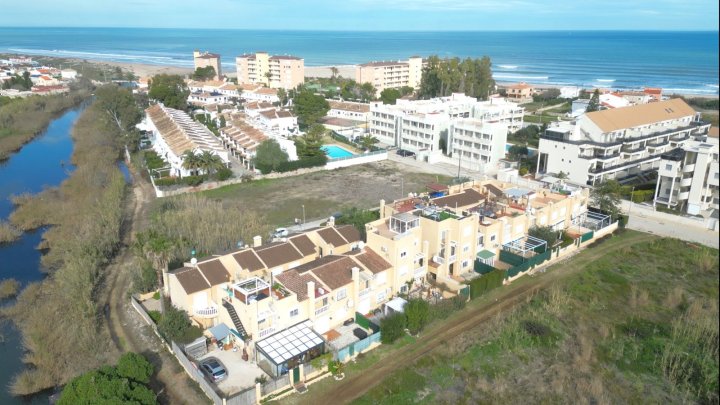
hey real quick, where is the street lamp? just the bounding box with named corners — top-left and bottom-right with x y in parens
top-left (302, 204), bottom-right (306, 229)
top-left (629, 186), bottom-right (635, 215)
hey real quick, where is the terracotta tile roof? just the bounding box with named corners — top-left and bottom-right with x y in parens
top-left (259, 109), bottom-right (294, 119)
top-left (308, 256), bottom-right (355, 290)
top-left (335, 225), bottom-right (361, 244)
top-left (432, 188), bottom-right (484, 209)
top-left (275, 271), bottom-right (316, 301)
top-left (145, 104), bottom-right (225, 157)
top-left (231, 249), bottom-right (265, 272)
top-left (585, 98), bottom-right (695, 133)
top-left (328, 100), bottom-right (370, 113)
top-left (254, 242), bottom-right (304, 269)
top-left (288, 234), bottom-right (317, 256)
top-left (173, 267), bottom-right (211, 295)
top-left (426, 182), bottom-right (448, 192)
top-left (196, 259), bottom-right (232, 286)
top-left (507, 82), bottom-right (533, 89)
top-left (256, 88), bottom-right (278, 95)
top-left (350, 247), bottom-right (391, 274)
top-left (317, 227), bottom-right (348, 247)
top-left (244, 101), bottom-right (274, 110)
top-left (644, 87), bottom-right (662, 95)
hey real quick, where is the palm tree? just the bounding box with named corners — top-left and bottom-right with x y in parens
top-left (181, 150), bottom-right (201, 176)
top-left (197, 150), bottom-right (225, 177)
top-left (133, 230), bottom-right (176, 314)
top-left (358, 134), bottom-right (379, 151)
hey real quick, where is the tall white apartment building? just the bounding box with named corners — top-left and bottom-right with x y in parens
top-left (370, 94), bottom-right (523, 169)
top-left (355, 56), bottom-right (425, 93)
top-left (449, 119), bottom-right (509, 172)
top-left (654, 131), bottom-right (719, 215)
top-left (235, 52), bottom-right (304, 90)
top-left (537, 99), bottom-right (711, 185)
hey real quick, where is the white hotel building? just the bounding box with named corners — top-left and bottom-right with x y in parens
top-left (536, 99), bottom-right (711, 186)
top-left (654, 130), bottom-right (719, 216)
top-left (369, 94), bottom-right (523, 170)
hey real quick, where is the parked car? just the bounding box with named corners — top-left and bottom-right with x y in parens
top-left (273, 227), bottom-right (289, 238)
top-left (396, 149), bottom-right (416, 158)
top-left (199, 357), bottom-right (227, 383)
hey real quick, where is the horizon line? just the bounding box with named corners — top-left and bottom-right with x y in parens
top-left (0, 26), bottom-right (718, 33)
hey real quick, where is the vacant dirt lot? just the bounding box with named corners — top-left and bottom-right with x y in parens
top-left (201, 161), bottom-right (451, 227)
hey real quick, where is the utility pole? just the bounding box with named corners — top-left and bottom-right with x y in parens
top-left (302, 204), bottom-right (306, 229)
top-left (629, 186), bottom-right (635, 216)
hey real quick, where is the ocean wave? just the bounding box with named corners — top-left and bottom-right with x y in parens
top-left (662, 87), bottom-right (719, 95)
top-left (595, 79), bottom-right (615, 82)
top-left (497, 64), bottom-right (519, 69)
top-left (494, 74), bottom-right (549, 80)
top-left (706, 84), bottom-right (720, 89)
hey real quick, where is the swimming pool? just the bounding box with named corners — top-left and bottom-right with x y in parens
top-left (322, 145), bottom-right (355, 159)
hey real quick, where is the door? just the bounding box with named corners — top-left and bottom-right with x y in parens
top-left (293, 367), bottom-right (300, 384)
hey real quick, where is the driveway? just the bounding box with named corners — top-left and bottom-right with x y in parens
top-left (199, 349), bottom-right (268, 396)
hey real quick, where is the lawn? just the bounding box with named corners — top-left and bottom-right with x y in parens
top-left (200, 161), bottom-right (451, 227)
top-left (353, 235), bottom-right (719, 404)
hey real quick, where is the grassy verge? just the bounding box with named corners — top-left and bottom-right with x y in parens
top-left (0, 86), bottom-right (91, 161)
top-left (352, 237), bottom-right (719, 404)
top-left (523, 114), bottom-right (558, 124)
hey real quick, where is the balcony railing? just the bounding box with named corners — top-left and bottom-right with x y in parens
top-left (258, 327), bottom-right (276, 338)
top-left (414, 265), bottom-right (427, 277)
top-left (314, 305), bottom-right (329, 316)
top-left (432, 255), bottom-right (445, 265)
top-left (194, 303), bottom-right (219, 318)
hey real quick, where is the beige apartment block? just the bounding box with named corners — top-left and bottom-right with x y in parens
top-left (355, 56), bottom-right (425, 93)
top-left (365, 180), bottom-right (590, 290)
top-left (236, 51), bottom-right (304, 90)
top-left (193, 50), bottom-right (222, 79)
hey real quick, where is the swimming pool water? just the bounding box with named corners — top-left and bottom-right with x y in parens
top-left (322, 145), bottom-right (355, 159)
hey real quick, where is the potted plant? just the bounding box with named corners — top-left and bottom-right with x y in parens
top-left (329, 360), bottom-right (345, 380)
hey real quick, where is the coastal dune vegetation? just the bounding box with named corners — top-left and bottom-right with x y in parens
top-left (353, 236), bottom-right (719, 405)
top-left (3, 85), bottom-right (136, 395)
top-left (0, 220), bottom-right (21, 244)
top-left (0, 82), bottom-right (91, 161)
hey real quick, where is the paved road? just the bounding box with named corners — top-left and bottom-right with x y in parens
top-left (622, 201), bottom-right (719, 249)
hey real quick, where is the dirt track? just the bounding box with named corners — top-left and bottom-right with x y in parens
top-left (100, 164), bottom-right (210, 404)
top-left (301, 232), bottom-right (656, 405)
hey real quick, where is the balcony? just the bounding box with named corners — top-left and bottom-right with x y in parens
top-left (194, 302), bottom-right (219, 318)
top-left (432, 255), bottom-right (446, 265)
top-left (681, 177), bottom-right (693, 187)
top-left (258, 327), bottom-right (276, 338)
top-left (683, 164), bottom-right (696, 173)
top-left (414, 265), bottom-right (427, 277)
top-left (359, 287), bottom-right (371, 297)
top-left (314, 305), bottom-right (330, 316)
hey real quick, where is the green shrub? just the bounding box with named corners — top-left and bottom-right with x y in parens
top-left (132, 262), bottom-right (158, 294)
top-left (116, 352), bottom-right (154, 384)
top-left (275, 154), bottom-right (328, 173)
top-left (213, 167), bottom-right (233, 181)
top-left (181, 175), bottom-right (205, 186)
top-left (157, 303), bottom-right (203, 343)
top-left (148, 310), bottom-right (161, 324)
top-left (405, 299), bottom-right (430, 335)
top-left (153, 177), bottom-right (179, 187)
top-left (380, 313), bottom-right (406, 344)
top-left (468, 269), bottom-right (504, 299)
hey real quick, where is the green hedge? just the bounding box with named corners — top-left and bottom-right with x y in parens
top-left (467, 269), bottom-right (504, 299)
top-left (275, 154), bottom-right (328, 172)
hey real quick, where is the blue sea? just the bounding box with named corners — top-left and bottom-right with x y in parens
top-left (0, 28), bottom-right (717, 95)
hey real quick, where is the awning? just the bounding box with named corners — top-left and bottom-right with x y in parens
top-left (385, 297), bottom-right (408, 313)
top-left (208, 323), bottom-right (231, 341)
top-left (476, 250), bottom-right (495, 260)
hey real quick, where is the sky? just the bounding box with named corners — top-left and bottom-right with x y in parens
top-left (1, 0), bottom-right (718, 31)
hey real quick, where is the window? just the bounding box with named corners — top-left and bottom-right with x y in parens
top-left (463, 244), bottom-right (470, 253)
top-left (289, 308), bottom-right (299, 317)
top-left (665, 164), bottom-right (673, 170)
top-left (376, 291), bottom-right (387, 303)
top-left (400, 251), bottom-right (407, 258)
top-left (322, 297), bottom-right (328, 306)
top-left (490, 234), bottom-right (496, 242)
top-left (336, 288), bottom-right (347, 301)
top-left (462, 260), bottom-right (470, 269)
top-left (477, 235), bottom-right (484, 247)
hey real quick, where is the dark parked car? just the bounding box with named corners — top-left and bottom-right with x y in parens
top-left (396, 149), bottom-right (416, 158)
top-left (199, 357), bottom-right (227, 383)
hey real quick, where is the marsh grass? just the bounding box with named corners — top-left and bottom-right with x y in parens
top-left (0, 220), bottom-right (21, 244)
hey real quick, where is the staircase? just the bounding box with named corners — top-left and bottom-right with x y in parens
top-left (222, 299), bottom-right (248, 340)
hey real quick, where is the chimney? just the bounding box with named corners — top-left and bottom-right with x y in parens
top-left (352, 267), bottom-right (360, 306)
top-left (352, 267), bottom-right (360, 282)
top-left (379, 199), bottom-right (386, 219)
top-left (253, 235), bottom-right (262, 247)
top-left (307, 280), bottom-right (316, 319)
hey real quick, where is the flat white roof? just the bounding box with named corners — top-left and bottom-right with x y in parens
top-left (385, 297), bottom-right (407, 313)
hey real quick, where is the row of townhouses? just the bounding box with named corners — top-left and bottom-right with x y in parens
top-left (143, 104), bottom-right (230, 177)
top-left (166, 179), bottom-right (601, 378)
top-left (369, 94), bottom-right (524, 170)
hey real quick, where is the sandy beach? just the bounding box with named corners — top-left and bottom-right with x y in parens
top-left (304, 65), bottom-right (357, 79)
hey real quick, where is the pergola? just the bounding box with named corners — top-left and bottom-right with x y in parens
top-left (582, 211), bottom-right (612, 230)
top-left (502, 235), bottom-right (548, 257)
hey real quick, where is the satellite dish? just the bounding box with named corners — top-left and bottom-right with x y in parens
top-left (190, 257), bottom-right (198, 266)
top-left (358, 241), bottom-right (365, 250)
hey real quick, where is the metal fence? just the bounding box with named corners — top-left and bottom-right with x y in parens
top-left (171, 342), bottom-right (223, 405)
top-left (335, 330), bottom-right (382, 362)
